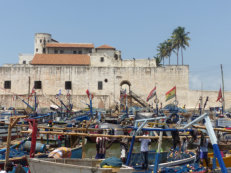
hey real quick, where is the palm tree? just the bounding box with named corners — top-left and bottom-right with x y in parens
top-left (171, 26), bottom-right (190, 65)
top-left (164, 39), bottom-right (173, 65)
top-left (154, 55), bottom-right (161, 67)
top-left (157, 42), bottom-right (167, 66)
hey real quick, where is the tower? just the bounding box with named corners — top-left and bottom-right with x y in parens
top-left (34, 33), bottom-right (52, 54)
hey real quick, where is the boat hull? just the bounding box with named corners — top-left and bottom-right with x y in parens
top-left (28, 158), bottom-right (134, 173)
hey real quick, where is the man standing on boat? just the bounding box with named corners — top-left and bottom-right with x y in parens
top-left (95, 131), bottom-right (112, 159)
top-left (199, 132), bottom-right (209, 168)
top-left (139, 131), bottom-right (151, 170)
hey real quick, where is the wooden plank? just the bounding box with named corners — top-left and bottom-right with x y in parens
top-left (4, 116), bottom-right (25, 169)
top-left (193, 125), bottom-right (231, 133)
top-left (81, 136), bottom-right (86, 159)
top-left (4, 118), bottom-right (13, 169)
top-left (21, 130), bottom-right (193, 139)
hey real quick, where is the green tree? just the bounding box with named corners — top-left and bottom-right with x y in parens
top-left (171, 26), bottom-right (190, 65)
top-left (157, 42), bottom-right (167, 66)
top-left (164, 39), bottom-right (173, 65)
top-left (154, 55), bottom-right (161, 67)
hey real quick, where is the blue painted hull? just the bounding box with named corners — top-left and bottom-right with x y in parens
top-left (71, 146), bottom-right (82, 158)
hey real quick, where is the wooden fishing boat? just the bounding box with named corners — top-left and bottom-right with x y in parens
top-left (0, 143), bottom-right (82, 169)
top-left (206, 150), bottom-right (231, 168)
top-left (0, 123), bottom-right (20, 142)
top-left (130, 151), bottom-right (196, 170)
top-left (135, 112), bottom-right (154, 120)
top-left (88, 123), bottom-right (124, 142)
top-left (158, 155), bottom-right (196, 168)
top-left (28, 158), bottom-right (134, 173)
top-left (208, 141), bottom-right (231, 151)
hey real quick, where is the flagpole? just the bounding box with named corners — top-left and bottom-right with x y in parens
top-left (28, 76), bottom-right (30, 104)
top-left (155, 94), bottom-right (158, 115)
top-left (175, 86), bottom-right (177, 106)
top-left (90, 94), bottom-right (93, 117)
top-left (34, 92), bottom-right (37, 112)
top-left (125, 94), bottom-right (128, 115)
top-left (221, 64), bottom-right (225, 113)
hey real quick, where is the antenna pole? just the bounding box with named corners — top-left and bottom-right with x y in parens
top-left (221, 64), bottom-right (225, 112)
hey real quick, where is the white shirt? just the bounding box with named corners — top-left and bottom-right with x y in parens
top-left (139, 135), bottom-right (151, 152)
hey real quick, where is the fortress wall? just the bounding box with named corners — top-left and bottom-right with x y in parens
top-left (121, 59), bottom-right (156, 67)
top-left (185, 90), bottom-right (231, 110)
top-left (0, 94), bottom-right (110, 110)
top-left (0, 65), bottom-right (230, 109)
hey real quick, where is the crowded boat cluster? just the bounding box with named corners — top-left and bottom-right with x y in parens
top-left (0, 88), bottom-right (230, 173)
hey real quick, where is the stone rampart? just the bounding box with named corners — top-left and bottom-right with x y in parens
top-left (0, 65), bottom-right (230, 109)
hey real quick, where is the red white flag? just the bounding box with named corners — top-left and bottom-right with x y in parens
top-left (216, 88), bottom-right (223, 102)
top-left (86, 89), bottom-right (94, 99)
top-left (146, 86), bottom-right (156, 102)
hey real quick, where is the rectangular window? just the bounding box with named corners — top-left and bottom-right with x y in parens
top-left (73, 51), bottom-right (77, 54)
top-left (65, 81), bottom-right (72, 90)
top-left (78, 50), bottom-right (82, 54)
top-left (43, 48), bottom-right (46, 53)
top-left (98, 81), bottom-right (103, 90)
top-left (34, 81), bottom-right (42, 89)
top-left (60, 50), bottom-right (64, 54)
top-left (100, 57), bottom-right (104, 62)
top-left (23, 61), bottom-right (26, 64)
top-left (54, 50), bottom-right (58, 54)
top-left (4, 81), bottom-right (11, 89)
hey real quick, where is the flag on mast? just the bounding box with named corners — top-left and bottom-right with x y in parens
top-left (165, 86), bottom-right (176, 101)
top-left (86, 89), bottom-right (94, 99)
top-left (216, 88), bottom-right (223, 102)
top-left (146, 86), bottom-right (156, 101)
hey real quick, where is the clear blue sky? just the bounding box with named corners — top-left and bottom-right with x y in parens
top-left (0, 0), bottom-right (231, 91)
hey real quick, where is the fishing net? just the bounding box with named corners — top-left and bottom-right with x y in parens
top-left (129, 151), bottom-right (168, 166)
top-left (167, 149), bottom-right (195, 162)
top-left (159, 163), bottom-right (206, 173)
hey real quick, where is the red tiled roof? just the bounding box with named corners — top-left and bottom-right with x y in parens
top-left (96, 44), bottom-right (115, 49)
top-left (46, 43), bottom-right (94, 48)
top-left (31, 54), bottom-right (90, 65)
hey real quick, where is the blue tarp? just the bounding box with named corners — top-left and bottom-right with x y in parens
top-left (100, 157), bottom-right (122, 168)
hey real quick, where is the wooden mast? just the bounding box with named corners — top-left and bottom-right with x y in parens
top-left (5, 116), bottom-right (27, 169)
top-left (221, 64), bottom-right (225, 112)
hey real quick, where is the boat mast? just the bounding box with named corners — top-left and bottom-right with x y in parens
top-left (221, 64), bottom-right (225, 112)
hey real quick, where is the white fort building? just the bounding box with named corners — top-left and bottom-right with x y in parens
top-left (0, 33), bottom-right (230, 110)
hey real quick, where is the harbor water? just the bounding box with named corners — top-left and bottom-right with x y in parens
top-left (84, 139), bottom-right (173, 158)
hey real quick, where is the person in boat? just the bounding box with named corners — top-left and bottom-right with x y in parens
top-left (139, 131), bottom-right (151, 170)
top-left (167, 117), bottom-right (181, 150)
top-left (171, 130), bottom-right (181, 150)
top-left (115, 103), bottom-right (119, 113)
top-left (120, 132), bottom-right (129, 163)
top-left (48, 147), bottom-right (72, 159)
top-left (199, 132), bottom-right (209, 168)
top-left (189, 129), bottom-right (198, 144)
top-left (95, 131), bottom-right (113, 159)
top-left (48, 120), bottom-right (53, 131)
top-left (181, 137), bottom-right (188, 152)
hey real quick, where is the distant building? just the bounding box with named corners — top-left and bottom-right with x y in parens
top-left (0, 33), bottom-right (230, 110)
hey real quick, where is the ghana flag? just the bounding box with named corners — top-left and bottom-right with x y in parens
top-left (165, 86), bottom-right (176, 101)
